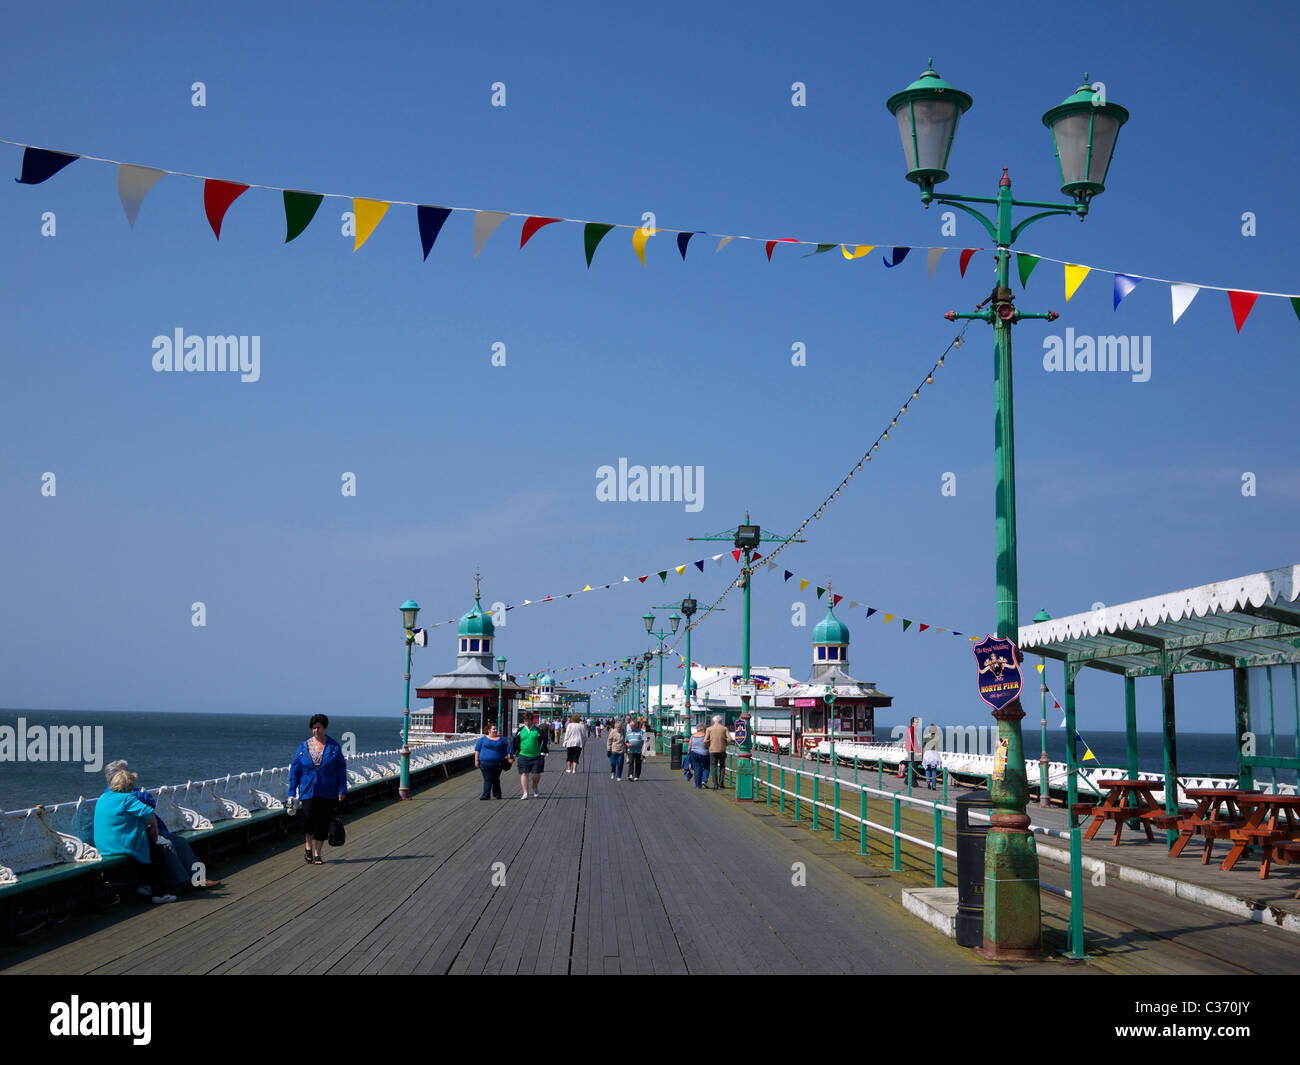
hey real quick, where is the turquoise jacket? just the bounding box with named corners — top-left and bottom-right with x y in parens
top-left (93, 790), bottom-right (155, 863)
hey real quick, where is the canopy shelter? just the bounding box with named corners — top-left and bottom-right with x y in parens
top-left (1019, 564), bottom-right (1300, 828)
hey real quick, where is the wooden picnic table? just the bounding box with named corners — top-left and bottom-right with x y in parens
top-left (1075, 779), bottom-right (1171, 846)
top-left (1221, 794), bottom-right (1300, 878)
top-left (1169, 788), bottom-right (1257, 864)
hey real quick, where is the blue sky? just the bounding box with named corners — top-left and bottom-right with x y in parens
top-left (2, 0), bottom-right (1298, 748)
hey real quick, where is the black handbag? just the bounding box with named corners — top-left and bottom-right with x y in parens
top-left (327, 815), bottom-right (346, 847)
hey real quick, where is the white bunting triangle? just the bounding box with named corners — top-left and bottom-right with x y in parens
top-left (1171, 283), bottom-right (1200, 324)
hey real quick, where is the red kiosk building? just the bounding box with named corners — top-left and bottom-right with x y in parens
top-left (413, 590), bottom-right (530, 735)
top-left (776, 603), bottom-right (892, 751)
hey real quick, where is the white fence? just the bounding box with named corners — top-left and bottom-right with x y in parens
top-left (0, 740), bottom-right (478, 886)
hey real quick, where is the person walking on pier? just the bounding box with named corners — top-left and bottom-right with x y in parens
top-left (705, 715), bottom-right (731, 791)
top-left (288, 714), bottom-right (348, 865)
top-left (606, 720), bottom-right (626, 780)
top-left (688, 725), bottom-right (710, 789)
top-left (475, 724), bottom-right (511, 799)
top-left (625, 719), bottom-right (646, 781)
top-left (563, 714), bottom-right (587, 774)
top-left (922, 725), bottom-right (942, 790)
top-left (513, 713), bottom-right (546, 799)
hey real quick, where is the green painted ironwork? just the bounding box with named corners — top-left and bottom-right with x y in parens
top-left (891, 795), bottom-right (902, 871)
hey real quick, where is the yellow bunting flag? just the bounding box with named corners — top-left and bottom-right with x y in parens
top-left (632, 227), bottom-right (660, 265)
top-left (582, 585), bottom-right (592, 592)
top-left (1035, 663), bottom-right (1044, 673)
top-left (1082, 744), bottom-right (1097, 762)
top-left (884, 614), bottom-right (894, 624)
top-left (842, 244), bottom-right (875, 260)
top-left (353, 198), bottom-right (390, 252)
top-left (675, 565), bottom-right (685, 576)
top-left (1064, 263), bottom-right (1091, 301)
top-left (799, 579), bottom-right (810, 592)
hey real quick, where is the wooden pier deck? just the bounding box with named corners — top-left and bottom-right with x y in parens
top-left (0, 741), bottom-right (1016, 976)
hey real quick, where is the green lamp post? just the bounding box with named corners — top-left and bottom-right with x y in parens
top-left (887, 63), bottom-right (1128, 960)
top-left (643, 651), bottom-right (654, 723)
top-left (1033, 609), bottom-right (1052, 808)
top-left (647, 607), bottom-right (682, 751)
top-left (681, 595), bottom-right (698, 739)
top-left (399, 599), bottom-right (420, 800)
top-left (497, 655), bottom-right (508, 735)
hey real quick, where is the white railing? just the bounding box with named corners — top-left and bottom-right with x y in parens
top-left (795, 740), bottom-right (1295, 805)
top-left (0, 739), bottom-right (478, 884)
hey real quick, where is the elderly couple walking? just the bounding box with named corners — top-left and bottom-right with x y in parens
top-left (687, 715), bottom-right (732, 789)
top-left (605, 718), bottom-right (648, 780)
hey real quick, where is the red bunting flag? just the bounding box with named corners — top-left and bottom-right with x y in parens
top-left (520, 216), bottom-right (561, 249)
top-left (919, 624), bottom-right (929, 632)
top-left (638, 576), bottom-right (648, 583)
top-left (959, 248), bottom-right (978, 278)
top-left (731, 549), bottom-right (742, 562)
top-left (832, 594), bottom-right (842, 607)
top-left (204, 179), bottom-right (249, 240)
top-left (1228, 290), bottom-right (1259, 333)
top-left (765, 238), bottom-right (798, 261)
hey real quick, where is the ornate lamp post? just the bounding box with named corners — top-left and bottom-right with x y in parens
top-left (399, 599), bottom-right (420, 800)
top-left (1033, 609), bottom-right (1051, 808)
top-left (645, 608), bottom-right (681, 749)
top-left (497, 655), bottom-right (508, 735)
top-left (886, 63), bottom-right (1128, 959)
top-left (642, 651), bottom-right (654, 722)
top-left (681, 595), bottom-right (698, 738)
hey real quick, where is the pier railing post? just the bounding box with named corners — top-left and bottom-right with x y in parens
top-left (892, 795), bottom-right (902, 870)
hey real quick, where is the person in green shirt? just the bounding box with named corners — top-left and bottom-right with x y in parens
top-left (512, 712), bottom-right (546, 800)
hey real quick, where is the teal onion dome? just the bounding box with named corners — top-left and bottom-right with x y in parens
top-left (458, 596), bottom-right (495, 638)
top-left (813, 606), bottom-right (850, 645)
top-left (539, 673), bottom-right (554, 686)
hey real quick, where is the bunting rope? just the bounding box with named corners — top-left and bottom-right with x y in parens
top-left (14, 138), bottom-right (1300, 332)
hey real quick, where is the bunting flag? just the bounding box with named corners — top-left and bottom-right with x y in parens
top-left (1170, 283), bottom-right (1199, 324)
top-left (203, 179), bottom-right (249, 240)
top-left (633, 226), bottom-right (660, 265)
top-left (1113, 273), bottom-right (1142, 309)
top-left (520, 215), bottom-right (560, 249)
top-left (13, 138), bottom-right (1300, 331)
top-left (884, 614), bottom-right (894, 624)
top-left (784, 571), bottom-right (793, 581)
top-left (472, 210), bottom-right (508, 256)
top-left (658, 571), bottom-right (668, 582)
top-left (117, 164), bottom-right (165, 228)
top-left (284, 190), bottom-right (323, 243)
top-left (927, 246), bottom-right (946, 280)
top-left (902, 619), bottom-right (912, 631)
top-left (16, 147), bottom-right (77, 185)
top-left (585, 223), bottom-right (615, 266)
top-left (353, 198), bottom-right (389, 251)
top-left (418, 205), bottom-right (452, 259)
top-left (1016, 252), bottom-right (1040, 288)
top-left (1228, 290), bottom-right (1259, 333)
top-left (675, 565), bottom-right (686, 576)
top-left (1077, 732), bottom-right (1097, 762)
top-left (694, 560), bottom-right (705, 572)
top-left (832, 594), bottom-right (842, 607)
top-left (766, 237), bottom-right (798, 261)
top-left (731, 549), bottom-right (742, 562)
top-left (1063, 262), bottom-right (1090, 301)
top-left (866, 608), bottom-right (877, 618)
top-left (816, 586), bottom-right (825, 599)
top-left (799, 579), bottom-right (810, 592)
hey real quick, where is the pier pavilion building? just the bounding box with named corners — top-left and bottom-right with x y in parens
top-left (776, 603), bottom-right (892, 752)
top-left (413, 592), bottom-right (530, 735)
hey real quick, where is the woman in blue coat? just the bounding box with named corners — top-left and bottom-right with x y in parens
top-left (288, 714), bottom-right (348, 865)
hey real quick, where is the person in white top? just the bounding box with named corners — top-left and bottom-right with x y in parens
top-left (562, 715), bottom-right (588, 774)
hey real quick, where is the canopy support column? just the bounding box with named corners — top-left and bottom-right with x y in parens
top-left (1124, 676), bottom-right (1140, 829)
top-left (1063, 660), bottom-right (1085, 960)
top-left (1160, 649), bottom-right (1180, 846)
top-left (1233, 666), bottom-right (1253, 791)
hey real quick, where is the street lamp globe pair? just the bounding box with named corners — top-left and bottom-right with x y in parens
top-left (886, 62), bottom-right (1128, 212)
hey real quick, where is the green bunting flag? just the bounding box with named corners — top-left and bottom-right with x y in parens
top-left (902, 619), bottom-right (912, 631)
top-left (584, 223), bottom-right (615, 267)
top-left (1291, 297), bottom-right (1300, 323)
top-left (816, 587), bottom-right (825, 599)
top-left (658, 570), bottom-right (668, 582)
top-left (1017, 252), bottom-right (1040, 288)
top-left (284, 191), bottom-right (323, 243)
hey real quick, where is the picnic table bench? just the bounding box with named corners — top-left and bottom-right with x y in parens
top-left (1079, 779), bottom-right (1169, 846)
top-left (1221, 794), bottom-right (1300, 879)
